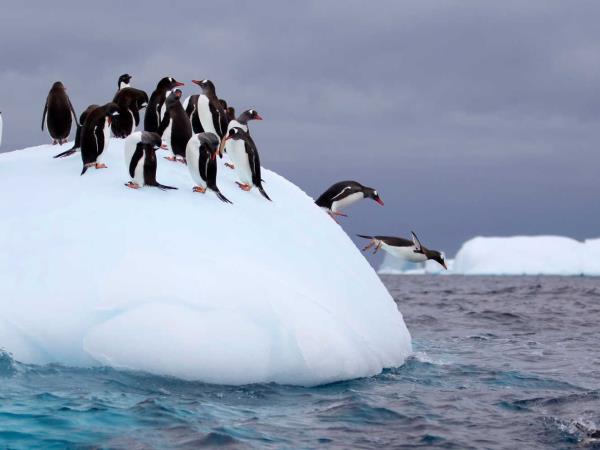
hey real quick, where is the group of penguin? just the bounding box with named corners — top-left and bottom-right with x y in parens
top-left (39, 74), bottom-right (447, 270)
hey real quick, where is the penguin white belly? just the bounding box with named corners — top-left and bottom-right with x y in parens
top-left (162, 119), bottom-right (173, 154)
top-left (227, 139), bottom-right (253, 185)
top-left (132, 153), bottom-right (146, 186)
top-left (331, 192), bottom-right (364, 212)
top-left (185, 142), bottom-right (205, 187)
top-left (97, 119), bottom-right (111, 163)
top-left (382, 243), bottom-right (427, 262)
top-left (197, 96), bottom-right (217, 135)
top-left (182, 96), bottom-right (190, 111)
top-left (129, 109), bottom-right (136, 135)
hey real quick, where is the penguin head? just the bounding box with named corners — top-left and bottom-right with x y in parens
top-left (165, 89), bottom-right (182, 108)
top-left (363, 187), bottom-right (384, 206)
top-left (141, 131), bottom-right (163, 150)
top-left (157, 77), bottom-right (184, 91)
top-left (192, 79), bottom-right (216, 94)
top-left (224, 126), bottom-right (247, 142)
top-left (239, 109), bottom-right (263, 123)
top-left (51, 81), bottom-right (66, 91)
top-left (427, 250), bottom-right (447, 270)
top-left (118, 74), bottom-right (132, 89)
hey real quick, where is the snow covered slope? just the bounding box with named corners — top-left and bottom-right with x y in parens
top-left (0, 140), bottom-right (411, 386)
top-left (452, 236), bottom-right (600, 276)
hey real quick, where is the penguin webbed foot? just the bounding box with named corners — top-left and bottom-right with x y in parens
top-left (225, 163), bottom-right (235, 170)
top-left (327, 211), bottom-right (341, 224)
top-left (95, 163), bottom-right (108, 169)
top-left (235, 182), bottom-right (252, 192)
top-left (361, 240), bottom-right (376, 252)
top-left (164, 156), bottom-right (177, 162)
top-left (125, 182), bottom-right (140, 189)
top-left (52, 139), bottom-right (58, 145)
top-left (193, 186), bottom-right (207, 193)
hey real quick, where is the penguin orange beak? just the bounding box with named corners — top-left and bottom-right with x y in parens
top-left (255, 114), bottom-right (263, 120)
top-left (191, 80), bottom-right (202, 86)
top-left (375, 197), bottom-right (384, 206)
top-left (174, 81), bottom-right (184, 87)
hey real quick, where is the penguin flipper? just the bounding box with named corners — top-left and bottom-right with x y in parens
top-left (68, 97), bottom-right (79, 126)
top-left (81, 165), bottom-right (89, 176)
top-left (213, 188), bottom-right (232, 204)
top-left (53, 149), bottom-right (77, 158)
top-left (41, 100), bottom-right (48, 131)
top-left (356, 234), bottom-right (374, 239)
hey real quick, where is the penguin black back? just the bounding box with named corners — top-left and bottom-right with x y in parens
top-left (144, 77), bottom-right (184, 132)
top-left (42, 81), bottom-right (78, 144)
top-left (158, 90), bottom-right (192, 158)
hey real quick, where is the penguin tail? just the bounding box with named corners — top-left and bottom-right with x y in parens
top-left (214, 189), bottom-right (233, 204)
top-left (156, 183), bottom-right (178, 191)
top-left (356, 234), bottom-right (373, 240)
top-left (53, 149), bottom-right (76, 158)
top-left (258, 185), bottom-right (271, 201)
top-left (80, 166), bottom-right (88, 176)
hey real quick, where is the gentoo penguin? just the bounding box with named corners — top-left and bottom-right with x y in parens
top-left (223, 127), bottom-right (270, 200)
top-left (185, 132), bottom-right (231, 203)
top-left (188, 79), bottom-right (228, 138)
top-left (220, 109), bottom-right (263, 169)
top-left (357, 231), bottom-right (447, 269)
top-left (158, 89), bottom-right (192, 162)
top-left (111, 74), bottom-right (149, 138)
top-left (41, 81), bottom-right (78, 145)
top-left (124, 131), bottom-right (176, 190)
top-left (117, 73), bottom-right (132, 90)
top-left (53, 104), bottom-right (96, 158)
top-left (80, 102), bottom-right (120, 175)
top-left (315, 180), bottom-right (383, 221)
top-left (144, 77), bottom-right (184, 132)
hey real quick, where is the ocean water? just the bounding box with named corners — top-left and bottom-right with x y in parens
top-left (1, 275), bottom-right (599, 449)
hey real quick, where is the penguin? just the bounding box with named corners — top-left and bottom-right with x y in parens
top-left (41, 81), bottom-right (78, 145)
top-left (124, 131), bottom-right (177, 190)
top-left (188, 79), bottom-right (228, 138)
top-left (111, 76), bottom-right (149, 138)
top-left (144, 77), bottom-right (184, 132)
top-left (220, 109), bottom-right (263, 169)
top-left (185, 132), bottom-right (231, 203)
top-left (183, 94), bottom-right (202, 133)
top-left (117, 73), bottom-right (132, 90)
top-left (223, 127), bottom-right (270, 200)
top-left (53, 104), bottom-right (96, 158)
top-left (157, 89), bottom-right (192, 162)
top-left (80, 102), bottom-right (120, 175)
top-left (357, 232), bottom-right (447, 269)
top-left (315, 181), bottom-right (383, 221)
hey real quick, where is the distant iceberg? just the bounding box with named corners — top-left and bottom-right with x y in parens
top-left (0, 140), bottom-right (411, 386)
top-left (378, 235), bottom-right (600, 276)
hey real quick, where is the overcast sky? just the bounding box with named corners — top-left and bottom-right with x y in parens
top-left (1, 1), bottom-right (599, 259)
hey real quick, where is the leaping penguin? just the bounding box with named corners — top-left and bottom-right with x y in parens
top-left (80, 103), bottom-right (120, 175)
top-left (42, 81), bottom-right (78, 145)
top-left (315, 180), bottom-right (383, 221)
top-left (223, 127), bottom-right (270, 200)
top-left (124, 131), bottom-right (177, 190)
top-left (144, 77), bottom-right (184, 132)
top-left (185, 132), bottom-right (231, 203)
top-left (357, 231), bottom-right (447, 269)
top-left (158, 89), bottom-right (192, 163)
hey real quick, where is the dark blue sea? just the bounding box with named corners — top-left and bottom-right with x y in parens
top-left (1, 276), bottom-right (599, 449)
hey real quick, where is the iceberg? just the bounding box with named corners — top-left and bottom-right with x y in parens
top-left (452, 236), bottom-right (600, 276)
top-left (0, 140), bottom-right (411, 386)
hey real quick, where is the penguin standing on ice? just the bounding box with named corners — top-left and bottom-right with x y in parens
top-left (80, 102), bottom-right (120, 175)
top-left (223, 127), bottom-right (270, 200)
top-left (315, 180), bottom-right (383, 221)
top-left (42, 81), bottom-right (78, 145)
top-left (185, 132), bottom-right (231, 203)
top-left (111, 74), bottom-right (149, 138)
top-left (357, 232), bottom-right (447, 269)
top-left (188, 79), bottom-right (228, 138)
top-left (144, 77), bottom-right (184, 132)
top-left (220, 109), bottom-right (263, 169)
top-left (124, 131), bottom-right (177, 190)
top-left (54, 104), bottom-right (96, 158)
top-left (158, 89), bottom-right (192, 162)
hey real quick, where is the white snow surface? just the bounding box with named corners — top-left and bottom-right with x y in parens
top-left (452, 236), bottom-right (600, 276)
top-left (0, 139), bottom-right (411, 386)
